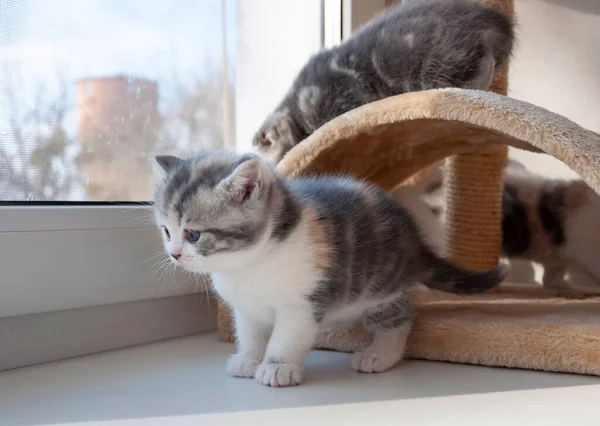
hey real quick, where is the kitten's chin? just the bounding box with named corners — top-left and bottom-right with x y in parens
top-left (178, 259), bottom-right (237, 275)
top-left (177, 261), bottom-right (212, 275)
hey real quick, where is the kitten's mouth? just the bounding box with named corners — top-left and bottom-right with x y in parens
top-left (170, 257), bottom-right (190, 268)
top-left (175, 260), bottom-right (209, 274)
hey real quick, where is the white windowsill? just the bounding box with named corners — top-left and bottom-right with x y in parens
top-left (1, 333), bottom-right (598, 425)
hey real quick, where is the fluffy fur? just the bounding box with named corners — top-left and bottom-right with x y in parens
top-left (403, 160), bottom-right (600, 290)
top-left (501, 169), bottom-right (600, 290)
top-left (252, 0), bottom-right (515, 165)
top-left (153, 152), bottom-right (505, 387)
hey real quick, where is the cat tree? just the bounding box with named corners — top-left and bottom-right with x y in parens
top-left (217, 0), bottom-right (600, 375)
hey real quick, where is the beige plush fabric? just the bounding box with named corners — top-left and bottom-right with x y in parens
top-left (217, 88), bottom-right (600, 376)
top-left (219, 285), bottom-right (600, 376)
top-left (277, 88), bottom-right (600, 193)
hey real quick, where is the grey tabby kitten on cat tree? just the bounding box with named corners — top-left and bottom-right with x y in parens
top-left (252, 0), bottom-right (514, 165)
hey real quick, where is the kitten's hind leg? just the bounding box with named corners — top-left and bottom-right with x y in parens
top-left (467, 53), bottom-right (496, 91)
top-left (352, 300), bottom-right (413, 374)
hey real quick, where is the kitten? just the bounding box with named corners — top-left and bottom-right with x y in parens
top-left (153, 152), bottom-right (505, 387)
top-left (389, 167), bottom-right (446, 256)
top-left (252, 0), bottom-right (515, 165)
top-left (501, 169), bottom-right (600, 290)
top-left (410, 160), bottom-right (600, 290)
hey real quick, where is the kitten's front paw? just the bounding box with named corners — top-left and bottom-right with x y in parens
top-left (351, 351), bottom-right (399, 374)
top-left (255, 362), bottom-right (303, 387)
top-left (227, 354), bottom-right (260, 378)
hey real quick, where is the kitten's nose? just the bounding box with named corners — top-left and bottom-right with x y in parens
top-left (170, 252), bottom-right (181, 260)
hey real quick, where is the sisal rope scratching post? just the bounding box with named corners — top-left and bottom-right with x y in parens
top-left (443, 148), bottom-right (507, 269)
top-left (443, 0), bottom-right (513, 271)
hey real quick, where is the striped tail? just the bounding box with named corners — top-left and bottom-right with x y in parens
top-left (422, 250), bottom-right (506, 294)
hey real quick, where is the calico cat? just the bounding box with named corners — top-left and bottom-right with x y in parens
top-left (501, 169), bottom-right (600, 290)
top-left (153, 152), bottom-right (505, 387)
top-left (405, 160), bottom-right (600, 290)
top-left (252, 0), bottom-right (515, 165)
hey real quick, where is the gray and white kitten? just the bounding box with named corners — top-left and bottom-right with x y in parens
top-left (253, 0), bottom-right (515, 164)
top-left (153, 152), bottom-right (505, 387)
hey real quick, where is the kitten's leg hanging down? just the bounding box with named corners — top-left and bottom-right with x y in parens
top-left (255, 307), bottom-right (319, 387)
top-left (352, 299), bottom-right (413, 374)
top-left (227, 308), bottom-right (271, 379)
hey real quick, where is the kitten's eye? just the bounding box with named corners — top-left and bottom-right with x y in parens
top-left (161, 226), bottom-right (171, 240)
top-left (185, 229), bottom-right (201, 244)
top-left (258, 132), bottom-right (271, 148)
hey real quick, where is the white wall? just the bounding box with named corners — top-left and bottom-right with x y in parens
top-left (508, 0), bottom-right (600, 179)
top-left (235, 0), bottom-right (322, 152)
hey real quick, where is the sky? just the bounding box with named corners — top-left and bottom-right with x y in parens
top-left (1, 0), bottom-right (236, 129)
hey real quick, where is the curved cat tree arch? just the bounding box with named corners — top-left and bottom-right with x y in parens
top-left (277, 88), bottom-right (600, 194)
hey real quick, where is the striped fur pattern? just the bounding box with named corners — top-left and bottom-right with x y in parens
top-left (253, 0), bottom-right (515, 165)
top-left (153, 152), bottom-right (505, 387)
top-left (412, 160), bottom-right (600, 290)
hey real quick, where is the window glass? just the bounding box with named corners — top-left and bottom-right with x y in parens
top-left (0, 0), bottom-right (323, 201)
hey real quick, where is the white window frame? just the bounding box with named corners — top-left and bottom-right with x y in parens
top-left (0, 0), bottom-right (331, 370)
top-left (0, 203), bottom-right (223, 370)
top-left (0, 204), bottom-right (195, 318)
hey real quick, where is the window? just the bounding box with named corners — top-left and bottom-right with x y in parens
top-left (0, 0), bottom-right (324, 323)
top-left (2, 0), bottom-right (230, 202)
top-left (84, 81), bottom-right (94, 98)
top-left (0, 0), bottom-right (326, 203)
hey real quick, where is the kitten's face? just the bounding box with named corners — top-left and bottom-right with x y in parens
top-left (153, 153), bottom-right (272, 274)
top-left (252, 109), bottom-right (302, 166)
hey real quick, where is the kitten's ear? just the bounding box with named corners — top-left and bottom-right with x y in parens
top-left (154, 155), bottom-right (182, 174)
top-left (220, 156), bottom-right (263, 203)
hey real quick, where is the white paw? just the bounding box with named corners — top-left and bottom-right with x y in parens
top-left (351, 351), bottom-right (400, 373)
top-left (255, 362), bottom-right (303, 387)
top-left (227, 354), bottom-right (260, 378)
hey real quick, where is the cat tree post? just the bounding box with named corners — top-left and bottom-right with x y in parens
top-left (443, 0), bottom-right (514, 270)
